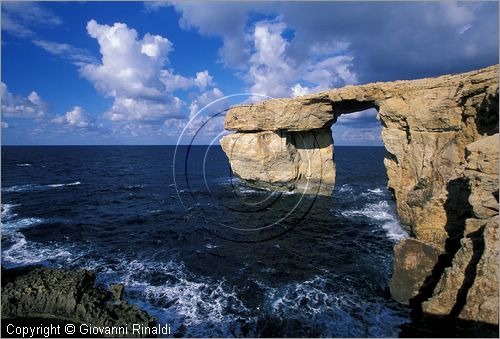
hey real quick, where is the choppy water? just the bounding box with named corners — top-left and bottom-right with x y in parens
top-left (1, 145), bottom-right (410, 337)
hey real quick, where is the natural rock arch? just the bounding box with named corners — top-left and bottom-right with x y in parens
top-left (220, 65), bottom-right (499, 326)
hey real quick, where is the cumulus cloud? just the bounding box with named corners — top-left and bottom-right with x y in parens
top-left (171, 2), bottom-right (257, 68)
top-left (1, 82), bottom-right (48, 119)
top-left (80, 20), bottom-right (218, 125)
top-left (171, 1), bottom-right (497, 85)
top-left (51, 106), bottom-right (92, 128)
top-left (1, 2), bottom-right (62, 38)
top-left (247, 19), bottom-right (357, 98)
top-left (170, 0), bottom-right (497, 130)
top-left (189, 87), bottom-right (226, 118)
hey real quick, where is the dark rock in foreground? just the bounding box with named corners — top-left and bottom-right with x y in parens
top-left (1, 266), bottom-right (156, 338)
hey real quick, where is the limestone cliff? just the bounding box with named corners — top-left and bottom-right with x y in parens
top-left (220, 65), bottom-right (499, 328)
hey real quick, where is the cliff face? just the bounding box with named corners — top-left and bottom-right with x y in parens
top-left (220, 65), bottom-right (499, 326)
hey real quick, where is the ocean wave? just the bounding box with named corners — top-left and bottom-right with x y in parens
top-left (341, 201), bottom-right (393, 221)
top-left (337, 184), bottom-right (353, 194)
top-left (382, 221), bottom-right (409, 241)
top-left (1, 203), bottom-right (20, 220)
top-left (341, 201), bottom-right (408, 241)
top-left (99, 259), bottom-right (249, 337)
top-left (3, 181), bottom-right (81, 192)
top-left (2, 232), bottom-right (74, 267)
top-left (361, 187), bottom-right (386, 197)
top-left (16, 163), bottom-right (33, 167)
top-left (126, 184), bottom-right (145, 190)
top-left (2, 217), bottom-right (44, 231)
top-left (264, 275), bottom-right (408, 337)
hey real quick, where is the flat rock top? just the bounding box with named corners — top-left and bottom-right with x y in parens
top-left (225, 64), bottom-right (499, 131)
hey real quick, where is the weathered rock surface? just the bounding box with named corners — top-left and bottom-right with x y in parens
top-left (389, 239), bottom-right (442, 305)
top-left (1, 266), bottom-right (156, 337)
top-left (422, 134), bottom-right (499, 324)
top-left (220, 129), bottom-right (335, 195)
top-left (224, 65), bottom-right (498, 246)
top-left (221, 65), bottom-right (499, 328)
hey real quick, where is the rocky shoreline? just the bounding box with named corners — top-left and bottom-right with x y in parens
top-left (1, 266), bottom-right (156, 338)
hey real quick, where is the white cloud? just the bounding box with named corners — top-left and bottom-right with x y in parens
top-left (1, 2), bottom-right (62, 38)
top-left (79, 19), bottom-right (222, 127)
top-left (33, 40), bottom-right (97, 66)
top-left (302, 55), bottom-right (357, 91)
top-left (171, 2), bottom-right (256, 68)
top-left (195, 71), bottom-right (214, 89)
top-left (80, 20), bottom-right (186, 123)
top-left (425, 2), bottom-right (475, 34)
top-left (1, 82), bottom-right (48, 119)
top-left (160, 69), bottom-right (214, 92)
top-left (291, 84), bottom-right (310, 97)
top-left (339, 129), bottom-right (380, 142)
top-left (336, 108), bottom-right (378, 125)
top-left (189, 87), bottom-right (226, 118)
top-left (143, 1), bottom-right (170, 12)
top-left (103, 96), bottom-right (183, 123)
top-left (246, 19), bottom-right (357, 99)
top-left (1, 122), bottom-right (9, 129)
top-left (248, 20), bottom-right (297, 98)
top-left (52, 106), bottom-right (91, 128)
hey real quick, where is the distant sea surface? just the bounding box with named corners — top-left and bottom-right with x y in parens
top-left (2, 145), bottom-right (410, 337)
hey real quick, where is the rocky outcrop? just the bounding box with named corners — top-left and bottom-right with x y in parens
top-left (220, 65), bottom-right (499, 328)
top-left (220, 129), bottom-right (335, 195)
top-left (422, 134), bottom-right (499, 324)
top-left (1, 266), bottom-right (156, 337)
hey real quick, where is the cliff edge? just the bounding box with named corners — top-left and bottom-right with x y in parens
top-left (220, 65), bottom-right (499, 329)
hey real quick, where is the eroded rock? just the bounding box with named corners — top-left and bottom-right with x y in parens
top-left (389, 238), bottom-right (442, 305)
top-left (220, 65), bottom-right (499, 328)
top-left (1, 266), bottom-right (156, 337)
top-left (220, 129), bottom-right (335, 195)
top-left (422, 134), bottom-right (499, 325)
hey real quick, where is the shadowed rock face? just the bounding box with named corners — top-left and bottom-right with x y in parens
top-left (220, 65), bottom-right (499, 327)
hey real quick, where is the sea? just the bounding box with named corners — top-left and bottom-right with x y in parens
top-left (1, 145), bottom-right (411, 337)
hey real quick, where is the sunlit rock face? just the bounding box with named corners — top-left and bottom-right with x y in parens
top-left (221, 65), bottom-right (499, 326)
top-left (220, 129), bottom-right (335, 195)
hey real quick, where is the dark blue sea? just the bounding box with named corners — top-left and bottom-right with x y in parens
top-left (1, 145), bottom-right (411, 337)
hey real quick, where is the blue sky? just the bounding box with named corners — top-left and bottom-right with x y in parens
top-left (1, 1), bottom-right (498, 146)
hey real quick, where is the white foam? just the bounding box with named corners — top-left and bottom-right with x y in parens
top-left (127, 185), bottom-right (144, 189)
top-left (342, 201), bottom-right (408, 241)
top-left (2, 217), bottom-right (44, 231)
top-left (1, 203), bottom-right (19, 220)
top-left (264, 275), bottom-right (409, 337)
top-left (341, 201), bottom-right (393, 221)
top-left (382, 220), bottom-right (409, 241)
top-left (361, 188), bottom-right (385, 197)
top-left (338, 184), bottom-right (353, 193)
top-left (16, 163), bottom-right (32, 167)
top-left (4, 181), bottom-right (81, 192)
top-left (2, 233), bottom-right (73, 265)
top-left (100, 259), bottom-right (248, 337)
